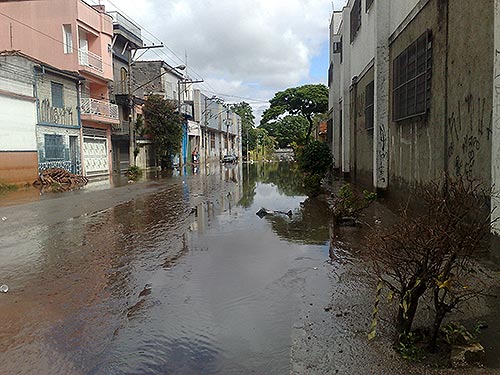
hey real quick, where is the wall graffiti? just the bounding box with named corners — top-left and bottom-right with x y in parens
top-left (376, 122), bottom-right (388, 185)
top-left (39, 99), bottom-right (75, 126)
top-left (447, 94), bottom-right (492, 179)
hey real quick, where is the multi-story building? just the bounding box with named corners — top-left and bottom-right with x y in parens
top-left (0, 51), bottom-right (84, 183)
top-left (330, 0), bottom-right (500, 236)
top-left (0, 0), bottom-right (119, 177)
top-left (107, 10), bottom-right (143, 174)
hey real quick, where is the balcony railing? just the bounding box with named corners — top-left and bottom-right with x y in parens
top-left (81, 98), bottom-right (119, 120)
top-left (108, 11), bottom-right (141, 40)
top-left (112, 121), bottom-right (130, 135)
top-left (78, 49), bottom-right (103, 73)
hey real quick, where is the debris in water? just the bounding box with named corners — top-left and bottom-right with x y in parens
top-left (139, 283), bottom-right (152, 297)
top-left (256, 208), bottom-right (293, 219)
top-left (313, 267), bottom-right (319, 270)
top-left (1, 217), bottom-right (6, 221)
top-left (0, 284), bottom-right (8, 293)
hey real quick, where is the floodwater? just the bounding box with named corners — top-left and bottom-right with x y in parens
top-left (2, 162), bottom-right (500, 375)
top-left (0, 162), bottom-right (333, 375)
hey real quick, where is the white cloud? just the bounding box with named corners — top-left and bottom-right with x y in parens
top-left (103, 0), bottom-right (345, 123)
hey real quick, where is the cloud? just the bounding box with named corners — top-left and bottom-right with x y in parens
top-left (104, 0), bottom-right (344, 123)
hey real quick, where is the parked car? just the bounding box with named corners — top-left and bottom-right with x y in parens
top-left (222, 154), bottom-right (238, 163)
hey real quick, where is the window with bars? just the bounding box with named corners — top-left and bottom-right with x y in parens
top-left (393, 30), bottom-right (432, 122)
top-left (350, 0), bottom-right (361, 41)
top-left (366, 0), bottom-right (374, 11)
top-left (44, 134), bottom-right (65, 160)
top-left (51, 82), bottom-right (64, 108)
top-left (365, 81), bottom-right (374, 130)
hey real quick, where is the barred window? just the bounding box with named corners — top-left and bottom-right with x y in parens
top-left (365, 81), bottom-right (374, 130)
top-left (45, 134), bottom-right (65, 160)
top-left (350, 0), bottom-right (361, 42)
top-left (393, 30), bottom-right (432, 122)
top-left (366, 0), bottom-right (374, 11)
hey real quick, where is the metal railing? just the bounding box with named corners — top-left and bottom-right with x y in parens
top-left (81, 98), bottom-right (119, 120)
top-left (108, 11), bottom-right (141, 40)
top-left (78, 49), bottom-right (103, 73)
top-left (112, 121), bottom-right (130, 134)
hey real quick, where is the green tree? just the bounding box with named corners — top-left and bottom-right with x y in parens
top-left (260, 115), bottom-right (308, 148)
top-left (143, 95), bottom-right (183, 169)
top-left (231, 101), bottom-right (257, 156)
top-left (261, 84), bottom-right (328, 143)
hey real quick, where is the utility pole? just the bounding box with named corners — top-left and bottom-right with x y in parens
top-left (177, 77), bottom-right (203, 168)
top-left (127, 43), bottom-right (163, 167)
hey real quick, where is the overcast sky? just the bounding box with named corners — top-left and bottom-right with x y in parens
top-left (97, 0), bottom-right (345, 123)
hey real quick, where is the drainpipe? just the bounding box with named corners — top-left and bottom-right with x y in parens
top-left (33, 66), bottom-right (41, 174)
top-left (76, 80), bottom-right (83, 175)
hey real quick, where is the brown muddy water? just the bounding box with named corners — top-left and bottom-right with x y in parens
top-left (0, 162), bottom-right (333, 375)
top-left (1, 162), bottom-right (500, 375)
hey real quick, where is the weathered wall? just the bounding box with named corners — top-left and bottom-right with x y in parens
top-left (446, 0), bottom-right (493, 184)
top-left (350, 66), bottom-right (375, 188)
top-left (0, 152), bottom-right (38, 184)
top-left (388, 0), bottom-right (447, 189)
top-left (492, 1), bottom-right (500, 235)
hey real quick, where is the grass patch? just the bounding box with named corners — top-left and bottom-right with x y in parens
top-left (0, 182), bottom-right (19, 194)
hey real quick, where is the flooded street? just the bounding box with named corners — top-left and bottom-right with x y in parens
top-left (0, 162), bottom-right (333, 374)
top-left (1, 162), bottom-right (500, 375)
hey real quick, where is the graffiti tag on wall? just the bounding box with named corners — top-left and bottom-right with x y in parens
top-left (447, 94), bottom-right (492, 179)
top-left (39, 99), bottom-right (75, 126)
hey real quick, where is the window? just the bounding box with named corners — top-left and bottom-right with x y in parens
top-left (210, 133), bottom-right (216, 149)
top-left (51, 82), bottom-right (64, 108)
top-left (63, 24), bottom-right (73, 54)
top-left (328, 63), bottom-right (333, 87)
top-left (120, 67), bottom-right (127, 94)
top-left (44, 134), bottom-right (65, 160)
top-left (365, 81), bottom-right (374, 130)
top-left (393, 30), bottom-right (432, 122)
top-left (366, 0), bottom-right (374, 11)
top-left (350, 0), bottom-right (361, 41)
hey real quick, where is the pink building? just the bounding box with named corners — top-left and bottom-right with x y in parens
top-left (0, 0), bottom-right (119, 176)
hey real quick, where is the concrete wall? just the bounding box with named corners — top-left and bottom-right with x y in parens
top-left (492, 1), bottom-right (500, 234)
top-left (388, 0), bottom-right (493, 191)
top-left (350, 66), bottom-right (374, 188)
top-left (446, 0), bottom-right (493, 185)
top-left (0, 54), bottom-right (38, 183)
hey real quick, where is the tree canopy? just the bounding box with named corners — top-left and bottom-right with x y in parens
top-left (260, 84), bottom-right (328, 143)
top-left (260, 115), bottom-right (308, 149)
top-left (231, 101), bottom-right (258, 155)
top-left (143, 94), bottom-right (183, 168)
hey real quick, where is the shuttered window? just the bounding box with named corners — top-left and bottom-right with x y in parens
top-left (393, 30), bottom-right (432, 122)
top-left (51, 82), bottom-right (64, 109)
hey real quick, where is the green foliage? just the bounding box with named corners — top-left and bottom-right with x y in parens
top-left (231, 102), bottom-right (257, 155)
top-left (127, 165), bottom-right (142, 181)
top-left (260, 115), bottom-right (308, 148)
top-left (143, 95), bottom-right (183, 168)
top-left (331, 183), bottom-right (376, 223)
top-left (397, 332), bottom-right (425, 362)
top-left (298, 140), bottom-right (332, 176)
top-left (261, 84), bottom-right (329, 143)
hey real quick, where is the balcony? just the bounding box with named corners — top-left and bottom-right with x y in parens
top-left (78, 49), bottom-right (103, 74)
top-left (112, 121), bottom-right (130, 135)
top-left (81, 98), bottom-right (119, 125)
top-left (108, 11), bottom-right (142, 47)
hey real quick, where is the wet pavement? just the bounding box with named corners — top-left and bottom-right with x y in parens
top-left (1, 162), bottom-right (499, 374)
